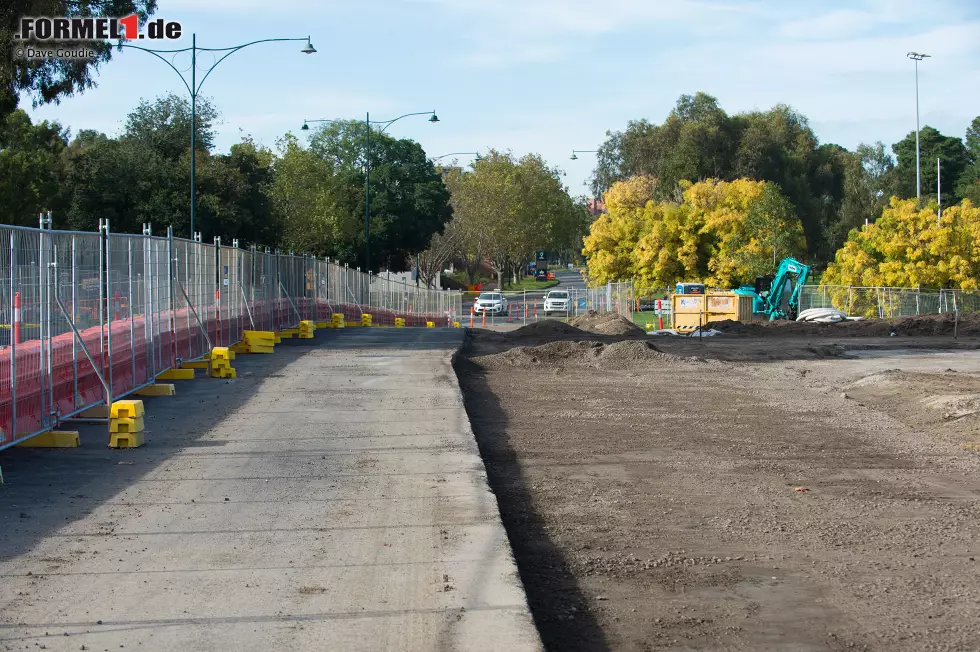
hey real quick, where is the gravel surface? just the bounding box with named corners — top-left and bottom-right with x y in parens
top-left (456, 327), bottom-right (980, 651)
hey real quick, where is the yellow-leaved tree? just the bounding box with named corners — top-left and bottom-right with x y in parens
top-left (823, 198), bottom-right (980, 290)
top-left (581, 176), bottom-right (658, 285)
top-left (583, 176), bottom-right (806, 288)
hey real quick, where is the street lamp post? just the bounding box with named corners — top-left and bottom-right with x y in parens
top-left (907, 52), bottom-right (930, 201)
top-left (570, 149), bottom-right (600, 216)
top-left (302, 111), bottom-right (438, 272)
top-left (121, 35), bottom-right (316, 238)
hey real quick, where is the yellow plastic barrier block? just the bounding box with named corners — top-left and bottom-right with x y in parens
top-left (181, 360), bottom-right (211, 370)
top-left (134, 384), bottom-right (175, 397)
top-left (345, 321), bottom-right (360, 328)
top-left (211, 347), bottom-right (234, 361)
top-left (426, 321), bottom-right (435, 328)
top-left (247, 344), bottom-right (275, 354)
top-left (394, 318), bottom-right (405, 328)
top-left (230, 343), bottom-right (251, 353)
top-left (109, 430), bottom-right (145, 449)
top-left (158, 368), bottom-right (195, 381)
top-left (453, 321), bottom-right (461, 328)
top-left (212, 367), bottom-right (237, 379)
top-left (17, 431), bottom-right (80, 448)
top-left (110, 400), bottom-right (144, 419)
top-left (110, 416), bottom-right (144, 433)
top-left (243, 330), bottom-right (275, 340)
top-left (315, 321), bottom-right (330, 329)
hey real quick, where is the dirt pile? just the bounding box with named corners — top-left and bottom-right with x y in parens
top-left (475, 338), bottom-right (705, 370)
top-left (509, 320), bottom-right (590, 338)
top-left (570, 311), bottom-right (647, 336)
top-left (706, 312), bottom-right (980, 338)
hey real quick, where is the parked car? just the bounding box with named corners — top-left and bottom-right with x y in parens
top-left (544, 290), bottom-right (570, 316)
top-left (473, 292), bottom-right (509, 315)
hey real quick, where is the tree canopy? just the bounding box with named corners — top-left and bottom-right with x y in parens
top-left (823, 198), bottom-right (980, 291)
top-left (436, 150), bottom-right (587, 287)
top-left (583, 177), bottom-right (805, 288)
top-left (1, 1), bottom-right (158, 116)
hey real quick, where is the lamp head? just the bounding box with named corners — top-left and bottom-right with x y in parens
top-left (301, 121), bottom-right (309, 131)
top-left (301, 38), bottom-right (317, 54)
top-left (474, 153), bottom-right (483, 161)
top-left (429, 113), bottom-right (440, 123)
top-left (570, 152), bottom-right (578, 160)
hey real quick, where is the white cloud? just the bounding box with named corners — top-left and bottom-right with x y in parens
top-left (778, 9), bottom-right (885, 40)
top-left (423, 0), bottom-right (760, 68)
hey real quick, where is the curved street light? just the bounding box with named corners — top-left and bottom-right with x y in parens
top-left (570, 149), bottom-right (601, 216)
top-left (302, 111), bottom-right (439, 271)
top-left (432, 152), bottom-right (482, 162)
top-left (120, 35), bottom-right (316, 238)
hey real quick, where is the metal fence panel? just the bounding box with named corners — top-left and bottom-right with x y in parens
top-left (172, 237), bottom-right (215, 363)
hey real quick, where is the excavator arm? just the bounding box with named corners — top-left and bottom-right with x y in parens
top-left (763, 257), bottom-right (810, 320)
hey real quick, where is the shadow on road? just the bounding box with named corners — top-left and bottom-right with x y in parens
top-left (454, 353), bottom-right (610, 652)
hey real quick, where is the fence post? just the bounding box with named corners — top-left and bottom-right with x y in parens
top-left (9, 231), bottom-right (16, 437)
top-left (142, 224), bottom-right (154, 380)
top-left (167, 225), bottom-right (177, 369)
top-left (100, 218), bottom-right (112, 407)
top-left (129, 237), bottom-right (136, 385)
top-left (276, 249), bottom-right (282, 331)
top-left (71, 234), bottom-right (79, 408)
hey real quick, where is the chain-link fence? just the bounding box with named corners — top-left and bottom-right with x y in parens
top-left (799, 285), bottom-right (980, 319)
top-left (0, 219), bottom-right (464, 450)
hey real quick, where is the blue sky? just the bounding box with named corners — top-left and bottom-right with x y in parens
top-left (26, 0), bottom-right (980, 199)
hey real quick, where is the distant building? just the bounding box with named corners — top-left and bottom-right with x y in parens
top-left (587, 199), bottom-right (606, 216)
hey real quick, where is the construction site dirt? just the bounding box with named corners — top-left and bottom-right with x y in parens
top-left (455, 318), bottom-right (980, 651)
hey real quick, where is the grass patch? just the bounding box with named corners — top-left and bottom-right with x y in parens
top-left (504, 278), bottom-right (560, 291)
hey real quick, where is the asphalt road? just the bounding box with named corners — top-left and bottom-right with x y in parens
top-left (460, 269), bottom-right (588, 324)
top-left (0, 329), bottom-right (541, 652)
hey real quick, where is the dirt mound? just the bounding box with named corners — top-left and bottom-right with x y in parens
top-left (706, 312), bottom-right (980, 338)
top-left (474, 339), bottom-right (705, 370)
top-left (597, 340), bottom-right (707, 369)
top-left (509, 320), bottom-right (590, 338)
top-left (569, 312), bottom-right (646, 336)
top-left (477, 340), bottom-right (603, 369)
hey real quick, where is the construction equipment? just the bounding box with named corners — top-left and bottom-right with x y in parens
top-left (734, 257), bottom-right (811, 320)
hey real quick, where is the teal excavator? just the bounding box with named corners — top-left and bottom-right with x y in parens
top-left (733, 257), bottom-right (811, 321)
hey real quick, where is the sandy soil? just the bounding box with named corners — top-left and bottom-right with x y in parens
top-left (455, 319), bottom-right (980, 651)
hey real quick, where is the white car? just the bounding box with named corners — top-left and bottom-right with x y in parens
top-left (474, 292), bottom-right (509, 315)
top-left (543, 290), bottom-right (570, 316)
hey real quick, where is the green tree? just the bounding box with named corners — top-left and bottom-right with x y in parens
top-left (1, 1), bottom-right (158, 116)
top-left (0, 109), bottom-right (68, 226)
top-left (124, 92), bottom-right (218, 159)
top-left (63, 94), bottom-right (232, 238)
top-left (591, 94), bottom-right (846, 265)
top-left (956, 116), bottom-right (980, 205)
top-left (829, 142), bottom-right (895, 252)
top-left (448, 150), bottom-right (581, 288)
top-left (306, 121), bottom-right (452, 271)
top-left (892, 125), bottom-right (968, 203)
top-left (266, 133), bottom-right (350, 257)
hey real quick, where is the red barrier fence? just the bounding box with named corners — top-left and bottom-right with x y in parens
top-left (0, 221), bottom-right (462, 450)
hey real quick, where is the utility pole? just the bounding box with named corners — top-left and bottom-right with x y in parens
top-left (938, 157), bottom-right (942, 225)
top-left (907, 52), bottom-right (930, 202)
